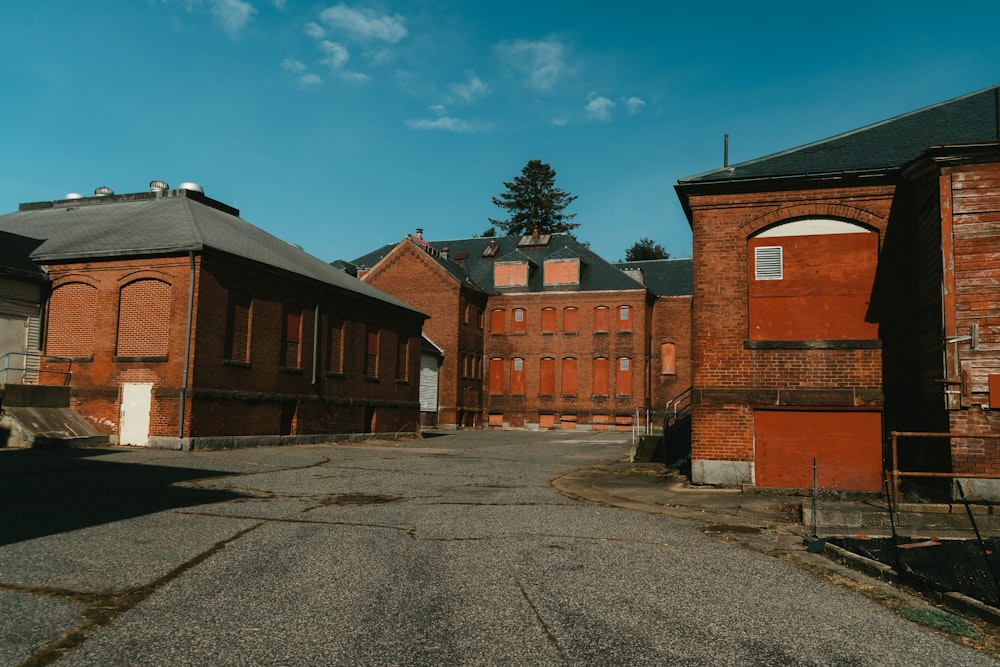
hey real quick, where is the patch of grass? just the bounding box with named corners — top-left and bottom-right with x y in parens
top-left (899, 606), bottom-right (981, 638)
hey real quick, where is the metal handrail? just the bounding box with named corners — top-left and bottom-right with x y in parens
top-left (662, 387), bottom-right (693, 432)
top-left (0, 351), bottom-right (74, 386)
top-left (889, 430), bottom-right (1000, 503)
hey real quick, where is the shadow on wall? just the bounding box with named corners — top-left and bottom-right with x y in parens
top-left (0, 448), bottom-right (248, 547)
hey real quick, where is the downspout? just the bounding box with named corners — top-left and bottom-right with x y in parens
top-left (312, 287), bottom-right (322, 386)
top-left (179, 250), bottom-right (195, 440)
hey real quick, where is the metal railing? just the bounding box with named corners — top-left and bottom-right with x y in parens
top-left (662, 387), bottom-right (692, 432)
top-left (889, 430), bottom-right (1000, 503)
top-left (0, 351), bottom-right (74, 386)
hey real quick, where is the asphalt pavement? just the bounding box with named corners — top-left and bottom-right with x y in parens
top-left (1, 430), bottom-right (996, 666)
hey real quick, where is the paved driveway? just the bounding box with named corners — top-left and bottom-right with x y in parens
top-left (1, 430), bottom-right (995, 666)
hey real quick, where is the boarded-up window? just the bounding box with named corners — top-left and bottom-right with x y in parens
top-left (617, 306), bottom-right (632, 332)
top-left (365, 324), bottom-right (379, 376)
top-left (495, 262), bottom-right (528, 287)
top-left (489, 358), bottom-right (504, 394)
top-left (593, 357), bottom-right (609, 395)
top-left (512, 308), bottom-right (526, 334)
top-left (543, 259), bottom-right (580, 285)
top-left (562, 357), bottom-right (577, 396)
top-left (117, 279), bottom-right (171, 357)
top-left (325, 316), bottom-right (344, 373)
top-left (281, 306), bottom-right (302, 368)
top-left (225, 290), bottom-right (252, 362)
top-left (396, 333), bottom-right (409, 380)
top-left (660, 342), bottom-right (676, 375)
top-left (594, 306), bottom-right (610, 333)
top-left (47, 282), bottom-right (97, 357)
top-left (563, 307), bottom-right (578, 333)
top-left (541, 308), bottom-right (556, 334)
top-left (490, 309), bottom-right (505, 334)
top-left (539, 357), bottom-right (555, 395)
top-left (616, 357), bottom-right (632, 396)
top-left (511, 357), bottom-right (525, 394)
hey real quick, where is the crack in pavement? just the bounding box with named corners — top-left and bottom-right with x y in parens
top-left (517, 579), bottom-right (568, 664)
top-left (11, 522), bottom-right (263, 667)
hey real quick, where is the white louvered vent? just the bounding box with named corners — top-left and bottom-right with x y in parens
top-left (754, 246), bottom-right (783, 280)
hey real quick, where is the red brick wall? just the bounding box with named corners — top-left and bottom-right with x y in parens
top-left (361, 240), bottom-right (487, 428)
top-left (40, 251), bottom-right (423, 440)
top-left (686, 185), bottom-right (895, 466)
top-left (650, 295), bottom-right (692, 410)
top-left (485, 289), bottom-right (650, 428)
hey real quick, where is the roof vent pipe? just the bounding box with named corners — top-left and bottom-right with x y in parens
top-left (415, 228), bottom-right (423, 240)
top-left (149, 180), bottom-right (169, 193)
top-left (723, 134), bottom-right (729, 169)
top-left (94, 186), bottom-right (114, 197)
top-left (178, 182), bottom-right (204, 194)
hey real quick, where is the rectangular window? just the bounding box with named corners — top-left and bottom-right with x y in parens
top-left (281, 306), bottom-right (302, 368)
top-left (561, 357), bottom-right (577, 396)
top-left (325, 316), bottom-right (344, 373)
top-left (539, 357), bottom-right (555, 395)
top-left (754, 246), bottom-right (783, 281)
top-left (593, 357), bottom-right (609, 395)
top-left (541, 308), bottom-right (556, 334)
top-left (563, 307), bottom-right (578, 334)
top-left (365, 324), bottom-right (379, 377)
top-left (616, 357), bottom-right (632, 396)
top-left (660, 342), bottom-right (676, 375)
top-left (225, 290), bottom-right (252, 362)
top-left (490, 309), bottom-right (505, 334)
top-left (396, 333), bottom-right (408, 381)
top-left (594, 307), bottom-right (609, 333)
top-left (489, 358), bottom-right (504, 395)
top-left (512, 308), bottom-right (526, 334)
top-left (618, 306), bottom-right (632, 332)
top-left (511, 357), bottom-right (525, 395)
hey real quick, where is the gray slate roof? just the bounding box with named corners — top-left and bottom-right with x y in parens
top-left (614, 259), bottom-right (693, 297)
top-left (0, 191), bottom-right (421, 315)
top-left (680, 84), bottom-right (1000, 184)
top-left (353, 233), bottom-right (648, 294)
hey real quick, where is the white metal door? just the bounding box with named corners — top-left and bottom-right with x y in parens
top-left (120, 383), bottom-right (153, 446)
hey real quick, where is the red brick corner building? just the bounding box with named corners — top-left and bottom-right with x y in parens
top-left (675, 84), bottom-right (1000, 495)
top-left (0, 183), bottom-right (426, 448)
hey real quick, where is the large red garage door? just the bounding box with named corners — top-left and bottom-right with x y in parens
top-left (754, 410), bottom-right (883, 491)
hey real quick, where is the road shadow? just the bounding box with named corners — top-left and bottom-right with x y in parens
top-left (0, 447), bottom-right (249, 547)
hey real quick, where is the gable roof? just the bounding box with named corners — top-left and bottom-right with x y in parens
top-left (353, 232), bottom-right (647, 294)
top-left (679, 84), bottom-right (1000, 185)
top-left (614, 259), bottom-right (693, 297)
top-left (0, 189), bottom-right (421, 315)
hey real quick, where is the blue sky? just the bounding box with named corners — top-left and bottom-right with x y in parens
top-left (2, 2), bottom-right (1000, 264)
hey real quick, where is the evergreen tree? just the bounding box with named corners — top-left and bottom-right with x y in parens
top-left (489, 159), bottom-right (579, 237)
top-left (623, 237), bottom-right (670, 261)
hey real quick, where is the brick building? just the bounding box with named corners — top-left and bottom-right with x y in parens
top-left (675, 84), bottom-right (1000, 493)
top-left (354, 231), bottom-right (692, 431)
top-left (0, 183), bottom-right (426, 448)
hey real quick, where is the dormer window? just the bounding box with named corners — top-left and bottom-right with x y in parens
top-left (543, 257), bottom-right (580, 286)
top-left (495, 261), bottom-right (528, 287)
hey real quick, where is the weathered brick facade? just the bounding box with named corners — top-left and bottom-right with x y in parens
top-left (5, 187), bottom-right (425, 448)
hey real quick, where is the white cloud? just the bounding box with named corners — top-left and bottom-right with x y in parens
top-left (450, 71), bottom-right (489, 104)
top-left (585, 94), bottom-right (614, 121)
top-left (406, 116), bottom-right (476, 133)
top-left (319, 4), bottom-right (407, 43)
top-left (211, 0), bottom-right (256, 37)
top-left (339, 70), bottom-right (371, 84)
top-left (626, 96), bottom-right (645, 115)
top-left (272, 0), bottom-right (286, 9)
top-left (496, 38), bottom-right (568, 92)
top-left (320, 40), bottom-right (350, 70)
top-left (304, 21), bottom-right (326, 39)
top-left (282, 58), bottom-right (308, 74)
top-left (298, 73), bottom-right (322, 87)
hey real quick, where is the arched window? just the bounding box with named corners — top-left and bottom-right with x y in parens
top-left (490, 309), bottom-right (505, 334)
top-left (539, 357), bottom-right (555, 395)
top-left (616, 357), bottom-right (633, 396)
top-left (118, 279), bottom-right (171, 357)
top-left (512, 308), bottom-right (527, 334)
top-left (48, 282), bottom-right (97, 357)
top-left (540, 308), bottom-right (556, 334)
top-left (511, 357), bottom-right (525, 395)
top-left (489, 358), bottom-right (504, 394)
top-left (594, 306), bottom-right (610, 333)
top-left (225, 289), bottom-right (252, 363)
top-left (563, 307), bottom-right (579, 334)
top-left (561, 357), bottom-right (577, 396)
top-left (617, 305), bottom-right (632, 333)
top-left (592, 357), bottom-right (609, 396)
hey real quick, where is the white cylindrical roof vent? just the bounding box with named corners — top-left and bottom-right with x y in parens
top-left (149, 180), bottom-right (169, 192)
top-left (64, 193), bottom-right (85, 200)
top-left (178, 182), bottom-right (204, 194)
top-left (94, 186), bottom-right (114, 197)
